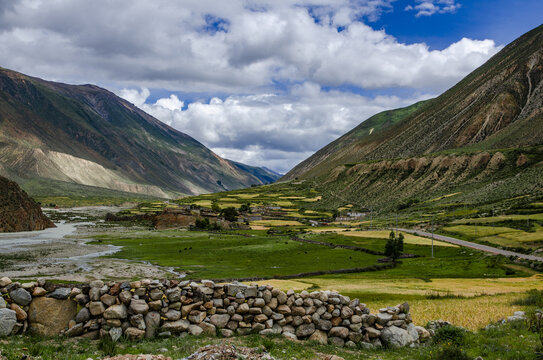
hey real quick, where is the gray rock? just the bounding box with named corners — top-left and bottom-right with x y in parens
top-left (47, 287), bottom-right (71, 300)
top-left (104, 304), bottom-right (128, 319)
top-left (329, 336), bottom-right (344, 347)
top-left (407, 323), bottom-right (419, 342)
top-left (0, 308), bottom-right (17, 336)
top-left (188, 324), bottom-right (203, 336)
top-left (75, 308), bottom-right (91, 323)
top-left (0, 297), bottom-right (6, 309)
top-left (9, 288), bottom-right (32, 306)
top-left (329, 326), bottom-right (349, 339)
top-left (308, 329), bottom-right (328, 345)
top-left (376, 312), bottom-right (392, 325)
top-left (130, 314), bottom-right (146, 330)
top-left (210, 314), bottom-right (230, 328)
top-left (295, 323), bottom-right (315, 338)
top-left (130, 299), bottom-right (149, 314)
top-left (221, 329), bottom-right (234, 337)
top-left (381, 325), bottom-right (414, 348)
top-left (66, 323), bottom-right (84, 337)
top-left (161, 319), bottom-right (190, 333)
top-left (145, 311), bottom-right (161, 339)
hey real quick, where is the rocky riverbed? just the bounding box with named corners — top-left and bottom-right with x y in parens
top-left (0, 207), bottom-right (184, 282)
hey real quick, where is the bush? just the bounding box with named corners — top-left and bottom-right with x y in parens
top-left (513, 289), bottom-right (543, 308)
top-left (433, 325), bottom-right (467, 346)
top-left (430, 344), bottom-right (471, 360)
top-left (385, 231), bottom-right (404, 261)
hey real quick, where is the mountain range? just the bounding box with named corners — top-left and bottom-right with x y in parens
top-left (0, 68), bottom-right (280, 198)
top-left (283, 24), bottom-right (543, 211)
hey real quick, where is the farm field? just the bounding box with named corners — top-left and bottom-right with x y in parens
top-left (442, 224), bottom-right (543, 249)
top-left (89, 229), bottom-right (383, 280)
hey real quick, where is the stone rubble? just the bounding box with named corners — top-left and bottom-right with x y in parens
top-left (0, 277), bottom-right (425, 348)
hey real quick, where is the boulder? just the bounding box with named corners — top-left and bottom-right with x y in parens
top-left (47, 287), bottom-right (71, 300)
top-left (0, 308), bottom-right (17, 336)
top-left (104, 304), bottom-right (128, 319)
top-left (0, 296), bottom-right (5, 309)
top-left (10, 303), bottom-right (27, 321)
top-left (109, 327), bottom-right (123, 342)
top-left (125, 327), bottom-right (145, 340)
top-left (145, 311), bottom-right (161, 339)
top-left (161, 319), bottom-right (190, 333)
top-left (329, 326), bottom-right (349, 339)
top-left (381, 325), bottom-right (414, 348)
top-left (0, 277), bottom-right (12, 288)
top-left (130, 299), bottom-right (149, 314)
top-left (89, 301), bottom-right (106, 316)
top-left (9, 288), bottom-right (32, 306)
top-left (28, 297), bottom-right (77, 336)
top-left (406, 323), bottom-right (419, 342)
top-left (75, 308), bottom-right (91, 323)
top-left (188, 324), bottom-right (203, 336)
top-left (210, 314), bottom-right (230, 328)
top-left (295, 323), bottom-right (315, 338)
top-left (309, 329), bottom-right (328, 345)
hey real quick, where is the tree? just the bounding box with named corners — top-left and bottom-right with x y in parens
top-left (385, 231), bottom-right (404, 261)
top-left (221, 207), bottom-right (238, 222)
top-left (239, 203), bottom-right (251, 213)
top-left (211, 201), bottom-right (221, 212)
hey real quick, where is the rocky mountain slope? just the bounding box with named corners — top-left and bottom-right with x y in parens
top-left (0, 68), bottom-right (279, 198)
top-left (285, 25), bottom-right (543, 181)
top-left (282, 24), bottom-right (543, 210)
top-left (0, 175), bottom-right (54, 232)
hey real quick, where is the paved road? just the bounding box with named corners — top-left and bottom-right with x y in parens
top-left (399, 228), bottom-right (543, 262)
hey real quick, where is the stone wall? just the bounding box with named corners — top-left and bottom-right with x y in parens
top-left (0, 276), bottom-right (430, 348)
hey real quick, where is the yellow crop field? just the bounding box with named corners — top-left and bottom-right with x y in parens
top-left (219, 197), bottom-right (239, 202)
top-left (279, 196), bottom-right (306, 199)
top-left (192, 200), bottom-right (212, 207)
top-left (234, 194), bottom-right (260, 199)
top-left (251, 220), bottom-right (303, 226)
top-left (444, 224), bottom-right (543, 248)
top-left (273, 201), bottom-right (294, 207)
top-left (250, 225), bottom-right (269, 230)
top-left (219, 203), bottom-right (241, 209)
top-left (312, 229), bottom-right (458, 247)
top-left (302, 196), bottom-right (322, 202)
top-left (453, 213), bottom-right (543, 224)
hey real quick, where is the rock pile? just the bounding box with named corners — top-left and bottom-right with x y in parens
top-left (0, 276), bottom-right (428, 348)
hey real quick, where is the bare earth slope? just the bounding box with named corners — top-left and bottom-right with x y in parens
top-left (0, 68), bottom-right (279, 197)
top-left (0, 175), bottom-right (54, 232)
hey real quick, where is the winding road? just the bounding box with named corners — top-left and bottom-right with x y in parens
top-left (399, 228), bottom-right (543, 262)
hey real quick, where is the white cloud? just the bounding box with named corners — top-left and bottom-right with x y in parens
top-left (0, 0), bottom-right (495, 94)
top-left (405, 0), bottom-right (461, 17)
top-left (118, 84), bottom-right (432, 173)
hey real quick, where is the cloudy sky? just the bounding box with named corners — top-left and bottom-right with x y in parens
top-left (0, 1), bottom-right (541, 173)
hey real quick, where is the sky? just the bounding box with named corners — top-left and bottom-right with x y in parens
top-left (0, 1), bottom-right (541, 174)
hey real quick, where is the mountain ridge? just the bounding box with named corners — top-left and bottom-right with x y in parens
top-left (284, 24), bottom-right (543, 182)
top-left (0, 67), bottom-right (279, 198)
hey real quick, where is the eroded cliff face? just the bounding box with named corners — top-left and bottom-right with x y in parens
top-left (0, 175), bottom-right (55, 232)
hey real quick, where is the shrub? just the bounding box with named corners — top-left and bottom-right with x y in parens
top-left (513, 289), bottom-right (543, 308)
top-left (433, 325), bottom-right (467, 346)
top-left (430, 344), bottom-right (471, 360)
top-left (385, 231), bottom-right (404, 261)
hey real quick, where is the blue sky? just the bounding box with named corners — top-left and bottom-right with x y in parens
top-left (0, 0), bottom-right (541, 173)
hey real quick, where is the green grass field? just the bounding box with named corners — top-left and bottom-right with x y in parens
top-left (90, 230), bottom-right (381, 280)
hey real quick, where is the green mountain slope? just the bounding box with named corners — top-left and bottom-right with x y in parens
top-left (282, 24), bottom-right (543, 211)
top-left (285, 24), bottom-right (543, 181)
top-left (0, 67), bottom-right (275, 197)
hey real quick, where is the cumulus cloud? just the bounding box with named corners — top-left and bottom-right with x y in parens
top-left (117, 85), bottom-right (431, 173)
top-left (405, 0), bottom-right (461, 17)
top-left (0, 0), bottom-right (495, 94)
